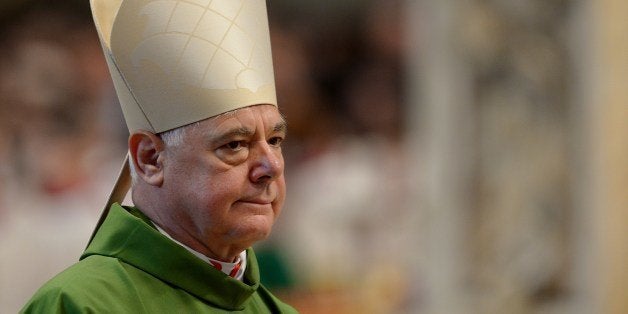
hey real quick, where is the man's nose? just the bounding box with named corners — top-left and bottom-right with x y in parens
top-left (249, 141), bottom-right (283, 183)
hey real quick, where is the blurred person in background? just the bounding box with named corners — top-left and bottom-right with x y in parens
top-left (0, 4), bottom-right (123, 312)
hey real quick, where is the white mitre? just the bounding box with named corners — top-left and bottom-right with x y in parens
top-left (91, 0), bottom-right (277, 133)
top-left (88, 0), bottom-right (277, 238)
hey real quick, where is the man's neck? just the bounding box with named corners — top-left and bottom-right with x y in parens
top-left (154, 224), bottom-right (247, 280)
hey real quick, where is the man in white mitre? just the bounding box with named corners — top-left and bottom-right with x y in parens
top-left (22, 0), bottom-right (297, 312)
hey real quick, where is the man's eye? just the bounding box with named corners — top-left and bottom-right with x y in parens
top-left (268, 137), bottom-right (284, 147)
top-left (226, 141), bottom-right (243, 150)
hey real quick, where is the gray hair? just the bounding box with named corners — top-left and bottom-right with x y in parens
top-left (129, 121), bottom-right (199, 185)
top-left (129, 109), bottom-right (238, 184)
top-left (159, 121), bottom-right (201, 147)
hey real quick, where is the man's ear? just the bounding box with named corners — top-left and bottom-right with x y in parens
top-left (129, 130), bottom-right (165, 187)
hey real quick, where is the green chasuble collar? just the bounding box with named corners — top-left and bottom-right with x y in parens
top-left (82, 203), bottom-right (260, 311)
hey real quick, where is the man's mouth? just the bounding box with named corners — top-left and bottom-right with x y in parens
top-left (240, 199), bottom-right (272, 205)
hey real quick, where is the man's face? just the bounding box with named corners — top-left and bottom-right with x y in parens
top-left (159, 104), bottom-right (286, 255)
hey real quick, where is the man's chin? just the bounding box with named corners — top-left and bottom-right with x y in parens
top-left (234, 201), bottom-right (275, 215)
top-left (229, 215), bottom-right (275, 243)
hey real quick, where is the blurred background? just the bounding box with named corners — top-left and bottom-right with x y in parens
top-left (0, 0), bottom-right (626, 313)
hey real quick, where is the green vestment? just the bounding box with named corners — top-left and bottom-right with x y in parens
top-left (21, 203), bottom-right (298, 313)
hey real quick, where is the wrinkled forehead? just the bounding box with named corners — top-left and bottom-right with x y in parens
top-left (201, 104), bottom-right (285, 134)
top-left (160, 104), bottom-right (285, 143)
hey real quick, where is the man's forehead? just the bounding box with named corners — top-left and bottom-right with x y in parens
top-left (203, 105), bottom-right (285, 135)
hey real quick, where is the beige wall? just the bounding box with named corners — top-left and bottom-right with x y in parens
top-left (411, 0), bottom-right (628, 313)
top-left (587, 0), bottom-right (628, 313)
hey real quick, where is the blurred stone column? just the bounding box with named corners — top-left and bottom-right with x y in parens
top-left (572, 1), bottom-right (628, 314)
top-left (406, 0), bottom-right (474, 313)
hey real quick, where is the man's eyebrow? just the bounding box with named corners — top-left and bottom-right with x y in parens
top-left (211, 119), bottom-right (287, 143)
top-left (273, 120), bottom-right (288, 133)
top-left (213, 127), bottom-right (254, 143)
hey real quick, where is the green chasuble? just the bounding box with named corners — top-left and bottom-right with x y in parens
top-left (21, 203), bottom-right (298, 313)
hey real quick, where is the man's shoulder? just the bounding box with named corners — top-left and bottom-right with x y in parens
top-left (39, 254), bottom-right (132, 287)
top-left (21, 255), bottom-right (146, 313)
